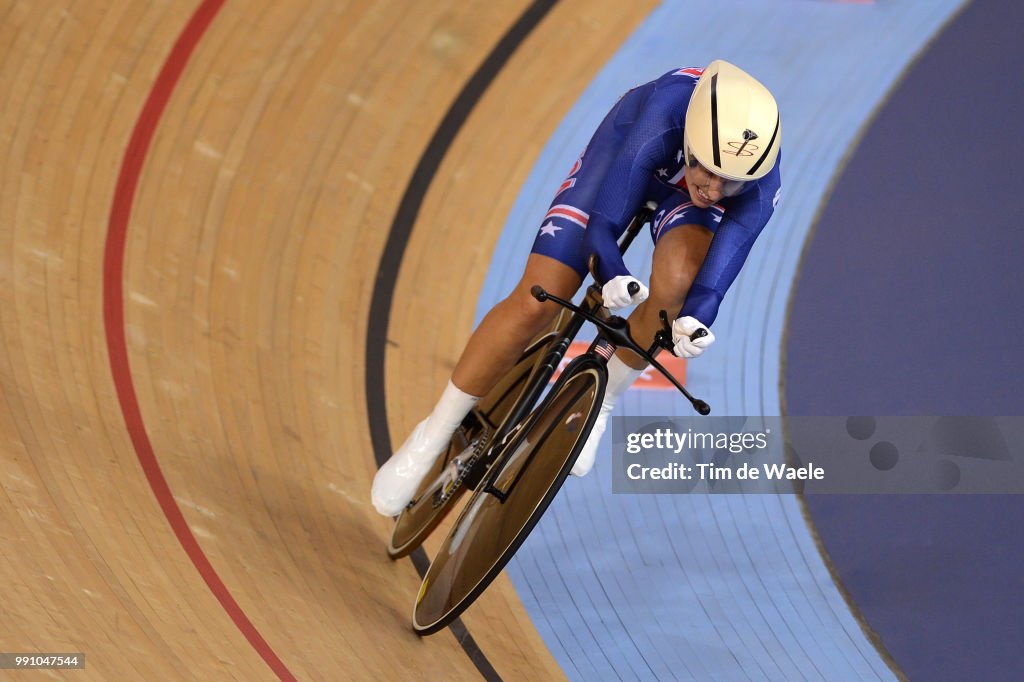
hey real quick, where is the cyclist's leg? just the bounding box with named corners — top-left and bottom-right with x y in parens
top-left (452, 254), bottom-right (581, 396)
top-left (372, 255), bottom-right (581, 515)
top-left (371, 377), bottom-right (480, 515)
top-left (374, 107), bottom-right (631, 513)
top-left (622, 222), bottom-right (713, 366)
top-left (622, 193), bottom-right (721, 365)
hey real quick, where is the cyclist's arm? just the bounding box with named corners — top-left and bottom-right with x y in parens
top-left (680, 168), bottom-right (782, 326)
top-left (583, 128), bottom-right (677, 283)
top-left (678, 217), bottom-right (761, 326)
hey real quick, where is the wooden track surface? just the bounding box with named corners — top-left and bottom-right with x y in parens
top-left (0, 1), bottom-right (654, 678)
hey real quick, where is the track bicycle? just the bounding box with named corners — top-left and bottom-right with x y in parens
top-left (409, 226), bottom-right (711, 635)
top-left (387, 202), bottom-right (660, 559)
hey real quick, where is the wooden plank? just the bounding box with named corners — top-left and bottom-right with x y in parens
top-left (0, 0), bottom-right (653, 678)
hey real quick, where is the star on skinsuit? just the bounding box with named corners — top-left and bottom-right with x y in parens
top-left (539, 221), bottom-right (562, 237)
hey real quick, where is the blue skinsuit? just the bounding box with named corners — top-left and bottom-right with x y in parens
top-left (530, 67), bottom-right (781, 326)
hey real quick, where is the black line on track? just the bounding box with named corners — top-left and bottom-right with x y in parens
top-left (364, 2), bottom-right (559, 680)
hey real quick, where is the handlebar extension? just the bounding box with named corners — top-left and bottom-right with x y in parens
top-left (530, 285), bottom-right (710, 415)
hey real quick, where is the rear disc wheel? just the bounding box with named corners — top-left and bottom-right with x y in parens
top-left (412, 362), bottom-right (604, 634)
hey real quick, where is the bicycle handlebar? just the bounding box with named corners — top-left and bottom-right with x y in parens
top-left (529, 285), bottom-right (711, 415)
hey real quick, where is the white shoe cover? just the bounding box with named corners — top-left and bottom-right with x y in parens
top-left (371, 380), bottom-right (480, 516)
top-left (371, 419), bottom-right (445, 516)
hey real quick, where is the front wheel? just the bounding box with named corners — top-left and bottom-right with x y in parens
top-left (412, 358), bottom-right (606, 635)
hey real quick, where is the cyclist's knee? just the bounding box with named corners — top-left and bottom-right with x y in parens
top-left (502, 254), bottom-right (581, 334)
top-left (648, 267), bottom-right (693, 312)
top-left (649, 225), bottom-right (712, 311)
top-left (504, 284), bottom-right (560, 335)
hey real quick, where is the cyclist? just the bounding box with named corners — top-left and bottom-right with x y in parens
top-left (373, 60), bottom-right (782, 516)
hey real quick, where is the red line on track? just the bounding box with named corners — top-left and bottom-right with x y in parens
top-left (102, 1), bottom-right (296, 680)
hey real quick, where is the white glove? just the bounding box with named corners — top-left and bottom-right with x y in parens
top-left (601, 275), bottom-right (649, 310)
top-left (672, 315), bottom-right (715, 358)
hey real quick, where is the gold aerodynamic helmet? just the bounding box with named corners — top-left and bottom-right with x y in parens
top-left (683, 59), bottom-right (781, 196)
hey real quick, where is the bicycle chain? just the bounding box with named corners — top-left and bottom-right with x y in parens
top-left (433, 425), bottom-right (492, 509)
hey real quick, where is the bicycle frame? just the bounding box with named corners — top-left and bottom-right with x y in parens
top-left (470, 202), bottom-right (657, 498)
